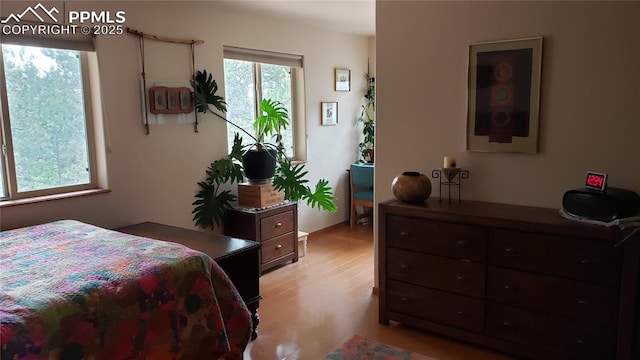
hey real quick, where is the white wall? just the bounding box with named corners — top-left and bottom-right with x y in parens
top-left (376, 1), bottom-right (640, 210)
top-left (0, 1), bottom-right (370, 232)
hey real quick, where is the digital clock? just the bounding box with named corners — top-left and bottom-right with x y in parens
top-left (585, 171), bottom-right (607, 192)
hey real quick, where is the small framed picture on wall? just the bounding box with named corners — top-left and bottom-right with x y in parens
top-left (150, 87), bottom-right (167, 114)
top-left (167, 90), bottom-right (180, 110)
top-left (335, 68), bottom-right (351, 91)
top-left (321, 102), bottom-right (338, 125)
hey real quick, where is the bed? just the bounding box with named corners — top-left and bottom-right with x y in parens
top-left (0, 220), bottom-right (251, 359)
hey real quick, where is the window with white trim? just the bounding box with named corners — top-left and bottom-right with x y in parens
top-left (223, 46), bottom-right (306, 161)
top-left (0, 42), bottom-right (99, 200)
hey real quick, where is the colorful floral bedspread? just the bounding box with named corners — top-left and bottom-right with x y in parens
top-left (0, 220), bottom-right (251, 360)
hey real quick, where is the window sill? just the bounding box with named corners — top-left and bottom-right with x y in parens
top-left (0, 188), bottom-right (111, 208)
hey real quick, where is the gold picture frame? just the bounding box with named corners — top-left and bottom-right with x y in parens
top-left (466, 37), bottom-right (543, 153)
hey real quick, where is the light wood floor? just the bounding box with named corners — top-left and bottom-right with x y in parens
top-left (243, 222), bottom-right (515, 360)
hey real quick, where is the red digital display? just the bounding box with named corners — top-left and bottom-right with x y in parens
top-left (585, 172), bottom-right (607, 191)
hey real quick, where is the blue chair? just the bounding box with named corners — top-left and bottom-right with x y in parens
top-left (350, 163), bottom-right (374, 229)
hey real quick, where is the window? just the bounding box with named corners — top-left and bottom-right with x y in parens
top-left (223, 46), bottom-right (306, 161)
top-left (0, 44), bottom-right (98, 200)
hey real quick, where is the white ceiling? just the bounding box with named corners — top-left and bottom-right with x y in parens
top-left (219, 0), bottom-right (376, 36)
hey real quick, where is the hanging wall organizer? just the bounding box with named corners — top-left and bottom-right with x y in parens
top-left (126, 27), bottom-right (204, 134)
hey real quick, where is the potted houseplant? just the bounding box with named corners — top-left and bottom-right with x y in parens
top-left (191, 70), bottom-right (337, 230)
top-left (357, 72), bottom-right (375, 163)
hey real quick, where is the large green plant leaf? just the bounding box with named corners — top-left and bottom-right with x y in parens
top-left (205, 134), bottom-right (244, 186)
top-left (193, 70), bottom-right (227, 114)
top-left (229, 132), bottom-right (244, 162)
top-left (207, 156), bottom-right (243, 185)
top-left (273, 160), bottom-right (309, 201)
top-left (254, 99), bottom-right (289, 143)
top-left (303, 179), bottom-right (337, 212)
top-left (192, 181), bottom-right (237, 230)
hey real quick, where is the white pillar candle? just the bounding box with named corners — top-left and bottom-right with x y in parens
top-left (443, 156), bottom-right (456, 169)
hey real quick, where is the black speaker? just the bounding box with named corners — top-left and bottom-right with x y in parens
top-left (562, 187), bottom-right (640, 222)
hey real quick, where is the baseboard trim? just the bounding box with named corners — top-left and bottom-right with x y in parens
top-left (309, 221), bottom-right (348, 238)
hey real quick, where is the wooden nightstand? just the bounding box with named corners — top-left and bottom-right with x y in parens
top-left (115, 222), bottom-right (262, 340)
top-left (225, 202), bottom-right (299, 273)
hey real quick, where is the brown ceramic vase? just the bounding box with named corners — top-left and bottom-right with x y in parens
top-left (391, 171), bottom-right (432, 203)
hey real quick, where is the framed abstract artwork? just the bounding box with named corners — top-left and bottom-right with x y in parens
top-left (466, 37), bottom-right (543, 153)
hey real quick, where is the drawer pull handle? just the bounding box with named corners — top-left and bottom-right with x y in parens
top-left (276, 244), bottom-right (283, 250)
top-left (457, 240), bottom-right (467, 246)
top-left (504, 248), bottom-right (515, 253)
top-left (576, 339), bottom-right (586, 345)
top-left (455, 275), bottom-right (467, 281)
top-left (399, 231), bottom-right (409, 237)
top-left (275, 222), bottom-right (283, 228)
top-left (399, 263), bottom-right (410, 270)
top-left (502, 321), bottom-right (512, 327)
top-left (400, 297), bottom-right (409, 302)
top-left (577, 299), bottom-right (588, 305)
top-left (456, 310), bottom-right (464, 316)
top-left (580, 259), bottom-right (590, 264)
top-left (504, 284), bottom-right (517, 291)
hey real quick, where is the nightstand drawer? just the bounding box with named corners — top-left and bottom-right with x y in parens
top-left (388, 248), bottom-right (485, 298)
top-left (388, 280), bottom-right (485, 333)
top-left (261, 210), bottom-right (294, 240)
top-left (487, 267), bottom-right (617, 326)
top-left (261, 233), bottom-right (295, 263)
top-left (387, 215), bottom-right (487, 261)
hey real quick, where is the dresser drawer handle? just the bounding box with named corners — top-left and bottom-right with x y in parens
top-left (504, 248), bottom-right (515, 253)
top-left (502, 321), bottom-right (512, 327)
top-left (576, 339), bottom-right (586, 345)
top-left (399, 263), bottom-right (410, 270)
top-left (577, 299), bottom-right (588, 305)
top-left (457, 240), bottom-right (467, 246)
top-left (275, 244), bottom-right (283, 250)
top-left (580, 259), bottom-right (590, 264)
top-left (399, 231), bottom-right (409, 237)
top-left (455, 275), bottom-right (467, 281)
top-left (504, 284), bottom-right (518, 291)
top-left (456, 310), bottom-right (464, 316)
top-left (275, 222), bottom-right (283, 228)
top-left (400, 297), bottom-right (409, 302)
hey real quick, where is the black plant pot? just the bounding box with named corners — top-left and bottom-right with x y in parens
top-left (242, 148), bottom-right (278, 185)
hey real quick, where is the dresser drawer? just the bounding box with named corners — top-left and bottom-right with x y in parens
top-left (261, 233), bottom-right (294, 263)
top-left (487, 267), bottom-right (618, 326)
top-left (486, 303), bottom-right (615, 359)
top-left (387, 215), bottom-right (487, 261)
top-left (489, 229), bottom-right (620, 285)
top-left (261, 210), bottom-right (294, 240)
top-left (388, 248), bottom-right (485, 298)
top-left (388, 280), bottom-right (485, 333)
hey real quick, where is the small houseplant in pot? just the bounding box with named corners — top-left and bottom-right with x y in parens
top-left (357, 72), bottom-right (375, 163)
top-left (191, 70), bottom-right (337, 230)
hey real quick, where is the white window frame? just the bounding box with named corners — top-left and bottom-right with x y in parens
top-left (0, 43), bottom-right (101, 201)
top-left (223, 46), bottom-right (307, 162)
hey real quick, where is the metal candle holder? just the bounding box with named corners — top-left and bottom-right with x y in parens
top-left (431, 168), bottom-right (470, 203)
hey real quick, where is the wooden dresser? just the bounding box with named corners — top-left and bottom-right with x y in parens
top-left (226, 202), bottom-right (299, 272)
top-left (378, 199), bottom-right (639, 360)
